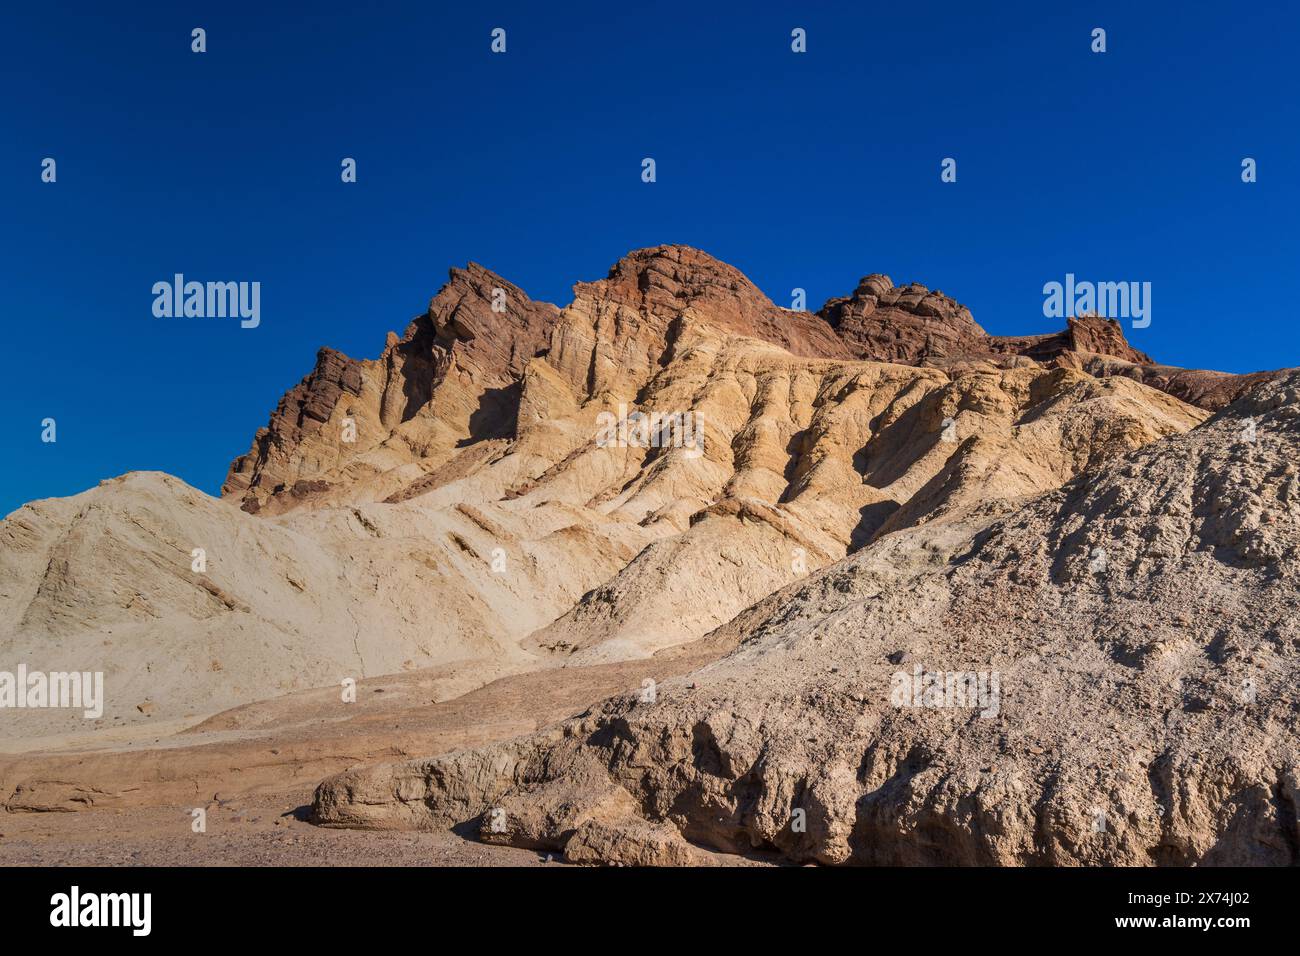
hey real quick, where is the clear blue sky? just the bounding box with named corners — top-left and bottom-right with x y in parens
top-left (3, 1), bottom-right (1296, 516)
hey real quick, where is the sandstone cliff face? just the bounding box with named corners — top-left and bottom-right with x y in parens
top-left (313, 373), bottom-right (1300, 867)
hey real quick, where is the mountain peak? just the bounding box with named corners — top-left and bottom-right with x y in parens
top-left (222, 246), bottom-right (1272, 514)
top-left (818, 273), bottom-right (988, 363)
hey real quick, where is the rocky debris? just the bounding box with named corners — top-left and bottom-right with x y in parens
top-left (312, 371), bottom-right (1300, 866)
top-left (563, 818), bottom-right (710, 866)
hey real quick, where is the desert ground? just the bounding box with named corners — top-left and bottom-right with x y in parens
top-left (0, 647), bottom-right (759, 865)
top-left (3, 246), bottom-right (1296, 865)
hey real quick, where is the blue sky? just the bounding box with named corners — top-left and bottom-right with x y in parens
top-left (3, 1), bottom-right (1296, 516)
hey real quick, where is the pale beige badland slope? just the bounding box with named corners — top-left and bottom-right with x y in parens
top-left (0, 246), bottom-right (1232, 740)
top-left (314, 371), bottom-right (1300, 867)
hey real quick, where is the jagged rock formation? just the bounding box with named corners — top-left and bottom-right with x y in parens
top-left (0, 245), bottom-right (1262, 748)
top-left (819, 273), bottom-right (988, 363)
top-left (313, 372), bottom-right (1300, 866)
top-left (989, 314), bottom-right (1152, 367)
top-left (223, 265), bottom-right (560, 513)
top-left (222, 245), bottom-right (1265, 515)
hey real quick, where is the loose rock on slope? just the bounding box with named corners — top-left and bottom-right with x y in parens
top-left (313, 373), bottom-right (1300, 866)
